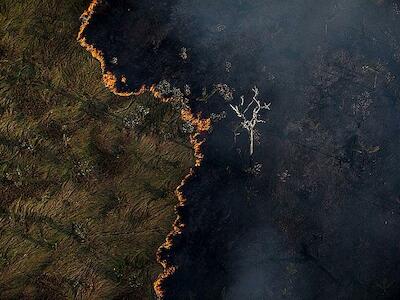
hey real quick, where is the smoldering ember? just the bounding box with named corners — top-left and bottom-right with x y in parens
top-left (80, 0), bottom-right (400, 299)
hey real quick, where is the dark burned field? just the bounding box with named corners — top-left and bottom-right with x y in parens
top-left (2, 0), bottom-right (400, 299)
top-left (83, 0), bottom-right (400, 299)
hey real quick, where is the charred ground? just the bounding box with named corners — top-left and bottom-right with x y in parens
top-left (63, 0), bottom-right (400, 299)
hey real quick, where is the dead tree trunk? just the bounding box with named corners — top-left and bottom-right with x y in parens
top-left (230, 86), bottom-right (271, 157)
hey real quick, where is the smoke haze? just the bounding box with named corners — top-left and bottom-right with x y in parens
top-left (83, 0), bottom-right (400, 298)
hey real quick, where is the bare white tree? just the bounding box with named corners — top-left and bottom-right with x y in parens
top-left (230, 86), bottom-right (271, 156)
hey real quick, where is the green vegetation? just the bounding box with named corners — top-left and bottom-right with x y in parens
top-left (0, 0), bottom-right (193, 298)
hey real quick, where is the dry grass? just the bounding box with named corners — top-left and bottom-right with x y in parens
top-left (0, 0), bottom-right (193, 298)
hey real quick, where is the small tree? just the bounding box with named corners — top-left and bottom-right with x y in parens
top-left (230, 86), bottom-right (271, 156)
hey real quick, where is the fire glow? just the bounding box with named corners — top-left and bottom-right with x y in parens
top-left (77, 1), bottom-right (211, 298)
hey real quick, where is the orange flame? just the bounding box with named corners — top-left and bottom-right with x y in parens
top-left (77, 1), bottom-right (211, 298)
top-left (77, 0), bottom-right (144, 97)
top-left (153, 168), bottom-right (192, 298)
top-left (181, 109), bottom-right (211, 166)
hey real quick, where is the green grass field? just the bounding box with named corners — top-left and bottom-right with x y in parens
top-left (0, 1), bottom-right (193, 298)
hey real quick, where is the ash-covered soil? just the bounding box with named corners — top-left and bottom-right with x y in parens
top-left (83, 0), bottom-right (400, 299)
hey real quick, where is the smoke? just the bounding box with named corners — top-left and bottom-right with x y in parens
top-left (222, 226), bottom-right (302, 300)
top-left (82, 0), bottom-right (400, 298)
